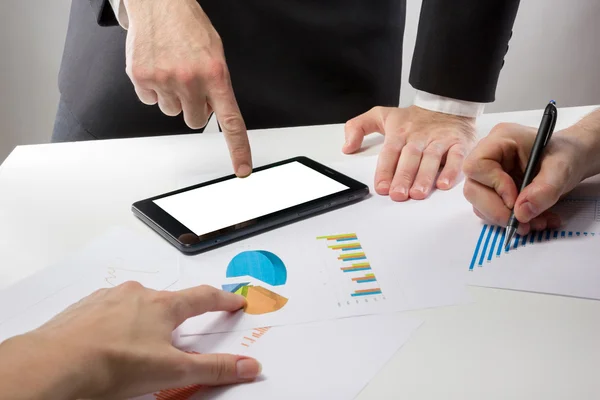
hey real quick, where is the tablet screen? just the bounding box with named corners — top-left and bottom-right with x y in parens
top-left (153, 161), bottom-right (349, 237)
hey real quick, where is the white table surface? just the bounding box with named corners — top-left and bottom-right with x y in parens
top-left (1, 105), bottom-right (599, 399)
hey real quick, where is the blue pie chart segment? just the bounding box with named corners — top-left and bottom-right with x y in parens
top-left (226, 251), bottom-right (287, 286)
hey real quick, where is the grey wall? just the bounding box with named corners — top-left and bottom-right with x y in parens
top-left (0, 0), bottom-right (71, 163)
top-left (1, 0), bottom-right (600, 163)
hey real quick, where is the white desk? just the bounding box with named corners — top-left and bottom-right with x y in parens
top-left (1, 106), bottom-right (599, 399)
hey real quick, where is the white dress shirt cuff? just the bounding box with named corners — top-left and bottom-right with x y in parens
top-left (108, 0), bottom-right (130, 29)
top-left (414, 90), bottom-right (485, 118)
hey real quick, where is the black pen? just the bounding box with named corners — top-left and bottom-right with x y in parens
top-left (504, 100), bottom-right (558, 249)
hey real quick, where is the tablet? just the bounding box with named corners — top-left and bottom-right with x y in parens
top-left (132, 156), bottom-right (369, 254)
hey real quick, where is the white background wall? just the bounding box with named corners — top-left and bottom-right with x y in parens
top-left (1, 0), bottom-right (599, 163)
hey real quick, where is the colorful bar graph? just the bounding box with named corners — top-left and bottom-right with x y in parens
top-left (317, 234), bottom-right (358, 241)
top-left (351, 288), bottom-right (382, 297)
top-left (352, 273), bottom-right (377, 283)
top-left (338, 252), bottom-right (365, 260)
top-left (319, 233), bottom-right (384, 300)
top-left (469, 224), bottom-right (598, 271)
top-left (352, 262), bottom-right (370, 268)
top-left (341, 246), bottom-right (362, 251)
top-left (329, 243), bottom-right (362, 250)
top-left (341, 266), bottom-right (371, 272)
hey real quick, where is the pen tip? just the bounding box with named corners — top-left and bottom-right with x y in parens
top-left (550, 100), bottom-right (556, 105)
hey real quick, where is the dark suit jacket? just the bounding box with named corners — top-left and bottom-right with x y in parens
top-left (57, 0), bottom-right (519, 139)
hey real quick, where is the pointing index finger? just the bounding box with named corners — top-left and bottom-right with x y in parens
top-left (170, 285), bottom-right (246, 327)
top-left (208, 76), bottom-right (252, 177)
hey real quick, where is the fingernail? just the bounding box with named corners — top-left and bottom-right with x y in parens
top-left (501, 193), bottom-right (513, 208)
top-left (413, 186), bottom-right (427, 195)
top-left (392, 186), bottom-right (408, 196)
top-left (377, 181), bottom-right (390, 191)
top-left (237, 358), bottom-right (261, 380)
top-left (522, 202), bottom-right (539, 219)
top-left (438, 178), bottom-right (450, 189)
top-left (237, 164), bottom-right (252, 178)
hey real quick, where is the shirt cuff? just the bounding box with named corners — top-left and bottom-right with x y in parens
top-left (414, 90), bottom-right (485, 118)
top-left (108, 0), bottom-right (129, 29)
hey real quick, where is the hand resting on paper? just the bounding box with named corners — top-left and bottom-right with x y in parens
top-left (0, 283), bottom-right (261, 399)
top-left (343, 106), bottom-right (476, 202)
top-left (463, 109), bottom-right (600, 235)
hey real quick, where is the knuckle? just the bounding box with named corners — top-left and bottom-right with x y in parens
top-left (210, 355), bottom-right (232, 383)
top-left (395, 171), bottom-right (414, 184)
top-left (185, 112), bottom-right (209, 130)
top-left (489, 122), bottom-right (513, 136)
top-left (203, 59), bottom-right (228, 82)
top-left (91, 287), bottom-right (109, 297)
top-left (403, 142), bottom-right (424, 155)
top-left (151, 290), bottom-right (177, 311)
top-left (423, 145), bottom-right (444, 158)
top-left (129, 65), bottom-right (155, 85)
top-left (462, 156), bottom-right (477, 176)
top-left (174, 68), bottom-right (198, 87)
top-left (344, 118), bottom-right (359, 132)
top-left (118, 281), bottom-right (144, 292)
top-left (536, 181), bottom-right (562, 202)
top-left (490, 209), bottom-right (505, 224)
top-left (153, 69), bottom-right (172, 87)
top-left (463, 180), bottom-right (477, 202)
top-left (370, 106), bottom-right (384, 114)
top-left (199, 285), bottom-right (220, 309)
top-left (449, 144), bottom-right (468, 158)
top-left (220, 114), bottom-right (246, 135)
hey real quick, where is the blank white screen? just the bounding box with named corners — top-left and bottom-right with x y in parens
top-left (154, 161), bottom-right (349, 237)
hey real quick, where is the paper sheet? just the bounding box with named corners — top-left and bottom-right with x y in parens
top-left (0, 227), bottom-right (180, 341)
top-left (133, 314), bottom-right (423, 400)
top-left (465, 187), bottom-right (600, 299)
top-left (175, 156), bottom-right (471, 335)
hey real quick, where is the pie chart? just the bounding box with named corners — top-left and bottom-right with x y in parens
top-left (222, 251), bottom-right (288, 315)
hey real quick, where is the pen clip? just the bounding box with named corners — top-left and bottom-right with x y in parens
top-left (543, 108), bottom-right (558, 147)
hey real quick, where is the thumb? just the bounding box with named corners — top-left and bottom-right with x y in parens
top-left (343, 107), bottom-right (389, 154)
top-left (186, 353), bottom-right (262, 385)
top-left (514, 168), bottom-right (566, 223)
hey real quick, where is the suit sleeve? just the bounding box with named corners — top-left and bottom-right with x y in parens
top-left (88, 0), bottom-right (119, 26)
top-left (409, 0), bottom-right (520, 103)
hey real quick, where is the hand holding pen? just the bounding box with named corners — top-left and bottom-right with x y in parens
top-left (463, 105), bottom-right (600, 240)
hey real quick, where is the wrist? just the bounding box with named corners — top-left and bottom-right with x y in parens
top-left (123, 0), bottom-right (197, 18)
top-left (0, 333), bottom-right (89, 400)
top-left (562, 120), bottom-right (600, 179)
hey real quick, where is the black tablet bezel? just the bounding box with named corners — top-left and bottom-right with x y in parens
top-left (132, 156), bottom-right (369, 254)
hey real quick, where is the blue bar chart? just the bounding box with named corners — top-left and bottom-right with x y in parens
top-left (469, 224), bottom-right (595, 271)
top-left (468, 197), bottom-right (600, 271)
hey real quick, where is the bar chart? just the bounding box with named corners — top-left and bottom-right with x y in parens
top-left (468, 197), bottom-right (600, 271)
top-left (317, 233), bottom-right (385, 303)
top-left (469, 224), bottom-right (596, 271)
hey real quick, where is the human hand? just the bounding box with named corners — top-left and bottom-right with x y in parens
top-left (343, 106), bottom-right (476, 201)
top-left (463, 122), bottom-right (598, 234)
top-left (3, 283), bottom-right (261, 399)
top-left (124, 0), bottom-right (252, 177)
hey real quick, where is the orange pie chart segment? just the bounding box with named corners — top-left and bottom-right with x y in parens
top-left (244, 285), bottom-right (288, 315)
